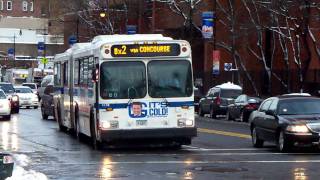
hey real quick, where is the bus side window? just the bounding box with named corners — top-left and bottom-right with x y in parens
top-left (83, 58), bottom-right (89, 86)
top-left (54, 63), bottom-right (61, 86)
top-left (88, 57), bottom-right (94, 88)
top-left (79, 59), bottom-right (84, 85)
top-left (74, 60), bottom-right (79, 85)
top-left (63, 62), bottom-right (68, 86)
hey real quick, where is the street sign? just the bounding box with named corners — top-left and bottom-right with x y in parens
top-left (38, 42), bottom-right (45, 54)
top-left (224, 63), bottom-right (232, 71)
top-left (41, 57), bottom-right (48, 65)
top-left (127, 25), bottom-right (137, 35)
top-left (8, 48), bottom-right (14, 58)
top-left (68, 35), bottom-right (77, 46)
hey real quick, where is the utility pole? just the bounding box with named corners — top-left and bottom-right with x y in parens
top-left (189, 0), bottom-right (193, 43)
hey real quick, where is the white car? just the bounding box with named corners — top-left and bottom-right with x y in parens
top-left (0, 89), bottom-right (11, 120)
top-left (14, 86), bottom-right (39, 109)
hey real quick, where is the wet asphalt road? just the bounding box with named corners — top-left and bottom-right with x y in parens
top-left (1, 109), bottom-right (320, 180)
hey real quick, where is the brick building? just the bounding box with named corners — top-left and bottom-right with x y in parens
top-left (0, 0), bottom-right (64, 69)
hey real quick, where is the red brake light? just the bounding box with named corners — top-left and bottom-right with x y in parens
top-left (215, 97), bottom-right (221, 105)
top-left (245, 104), bottom-right (257, 110)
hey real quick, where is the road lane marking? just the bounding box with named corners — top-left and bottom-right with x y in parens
top-left (198, 128), bottom-right (251, 139)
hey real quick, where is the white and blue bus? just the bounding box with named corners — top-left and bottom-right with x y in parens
top-left (53, 34), bottom-right (196, 148)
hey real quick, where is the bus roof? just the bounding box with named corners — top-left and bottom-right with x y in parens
top-left (91, 34), bottom-right (173, 45)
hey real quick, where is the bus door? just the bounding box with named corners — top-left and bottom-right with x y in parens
top-left (62, 61), bottom-right (72, 128)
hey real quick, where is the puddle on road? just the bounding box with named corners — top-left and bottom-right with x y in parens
top-left (194, 166), bottom-right (248, 173)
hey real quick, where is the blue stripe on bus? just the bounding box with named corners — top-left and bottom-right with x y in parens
top-left (98, 101), bottom-right (194, 109)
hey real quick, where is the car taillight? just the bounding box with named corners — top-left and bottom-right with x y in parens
top-left (3, 155), bottom-right (14, 164)
top-left (245, 104), bottom-right (257, 110)
top-left (215, 97), bottom-right (221, 105)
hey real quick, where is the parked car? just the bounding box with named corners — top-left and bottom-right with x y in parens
top-left (226, 94), bottom-right (262, 122)
top-left (198, 82), bottom-right (242, 118)
top-left (0, 89), bottom-right (11, 120)
top-left (0, 82), bottom-right (19, 113)
top-left (194, 87), bottom-right (203, 112)
top-left (22, 82), bottom-right (39, 100)
top-left (41, 85), bottom-right (55, 120)
top-left (249, 94), bottom-right (320, 152)
top-left (38, 75), bottom-right (54, 100)
top-left (14, 86), bottom-right (39, 109)
top-left (0, 152), bottom-right (14, 179)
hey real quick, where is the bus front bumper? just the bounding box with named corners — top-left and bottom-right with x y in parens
top-left (100, 127), bottom-right (197, 142)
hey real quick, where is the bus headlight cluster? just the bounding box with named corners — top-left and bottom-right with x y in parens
top-left (178, 118), bottom-right (194, 127)
top-left (100, 121), bottom-right (119, 130)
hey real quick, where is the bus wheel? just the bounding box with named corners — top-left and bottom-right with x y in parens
top-left (90, 111), bottom-right (100, 150)
top-left (75, 108), bottom-right (81, 141)
top-left (57, 104), bottom-right (65, 132)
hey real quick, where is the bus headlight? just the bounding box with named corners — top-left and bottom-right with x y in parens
top-left (100, 121), bottom-right (111, 130)
top-left (178, 118), bottom-right (194, 127)
top-left (100, 121), bottom-right (119, 130)
top-left (185, 119), bottom-right (194, 126)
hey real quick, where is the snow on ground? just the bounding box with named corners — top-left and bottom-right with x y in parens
top-left (6, 154), bottom-right (48, 180)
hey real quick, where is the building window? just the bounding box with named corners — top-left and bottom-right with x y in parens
top-left (0, 1), bottom-right (3, 10)
top-left (22, 1), bottom-right (28, 11)
top-left (30, 1), bottom-right (33, 12)
top-left (7, 1), bottom-right (12, 11)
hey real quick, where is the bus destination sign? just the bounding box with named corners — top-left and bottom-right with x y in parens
top-left (111, 43), bottom-right (181, 57)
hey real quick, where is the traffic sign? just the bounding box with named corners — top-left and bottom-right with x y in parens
top-left (224, 63), bottom-right (232, 71)
top-left (41, 57), bottom-right (48, 64)
top-left (8, 48), bottom-right (14, 58)
top-left (68, 35), bottom-right (77, 45)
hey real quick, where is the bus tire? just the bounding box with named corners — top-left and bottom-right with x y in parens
top-left (75, 107), bottom-right (81, 141)
top-left (57, 104), bottom-right (66, 132)
top-left (90, 110), bottom-right (100, 150)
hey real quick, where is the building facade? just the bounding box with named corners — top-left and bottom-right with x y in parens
top-left (0, 0), bottom-right (64, 68)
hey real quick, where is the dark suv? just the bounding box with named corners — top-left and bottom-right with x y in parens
top-left (0, 82), bottom-right (19, 113)
top-left (198, 82), bottom-right (242, 118)
top-left (40, 85), bottom-right (55, 120)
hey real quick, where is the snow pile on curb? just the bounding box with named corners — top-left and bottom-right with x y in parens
top-left (6, 154), bottom-right (48, 180)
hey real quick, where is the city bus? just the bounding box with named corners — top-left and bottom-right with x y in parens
top-left (53, 34), bottom-right (196, 148)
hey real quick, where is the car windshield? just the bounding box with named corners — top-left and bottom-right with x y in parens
top-left (148, 60), bottom-right (193, 98)
top-left (15, 88), bottom-right (33, 93)
top-left (220, 89), bottom-right (242, 99)
top-left (0, 84), bottom-right (15, 94)
top-left (0, 91), bottom-right (6, 99)
top-left (100, 61), bottom-right (146, 99)
top-left (278, 98), bottom-right (320, 115)
top-left (23, 84), bottom-right (36, 89)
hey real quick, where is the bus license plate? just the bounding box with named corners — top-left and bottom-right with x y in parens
top-left (136, 120), bottom-right (147, 126)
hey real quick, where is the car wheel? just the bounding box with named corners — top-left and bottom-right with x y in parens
top-left (5, 115), bottom-right (11, 120)
top-left (34, 106), bottom-right (38, 109)
top-left (210, 108), bottom-right (216, 119)
top-left (225, 110), bottom-right (231, 120)
top-left (277, 131), bottom-right (292, 153)
top-left (26, 106), bottom-right (30, 109)
top-left (198, 106), bottom-right (204, 117)
top-left (251, 127), bottom-right (264, 148)
top-left (41, 107), bottom-right (48, 120)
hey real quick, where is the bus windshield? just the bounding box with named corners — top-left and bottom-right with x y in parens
top-left (100, 61), bottom-right (146, 99)
top-left (148, 60), bottom-right (193, 98)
